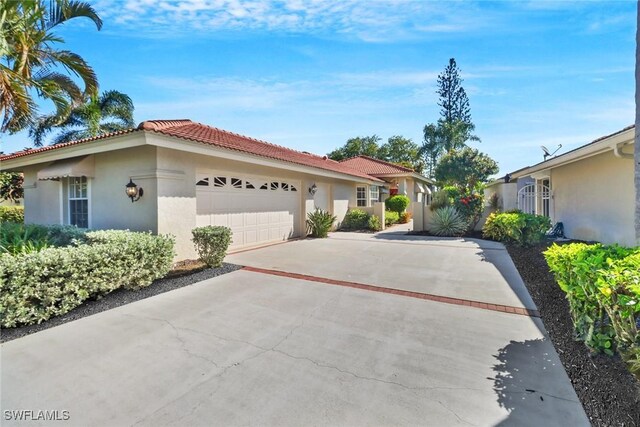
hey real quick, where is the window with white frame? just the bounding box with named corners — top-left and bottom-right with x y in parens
top-left (68, 177), bottom-right (89, 228)
top-left (369, 186), bottom-right (379, 206)
top-left (356, 186), bottom-right (367, 207)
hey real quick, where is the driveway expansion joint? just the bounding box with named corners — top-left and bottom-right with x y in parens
top-left (242, 266), bottom-right (540, 318)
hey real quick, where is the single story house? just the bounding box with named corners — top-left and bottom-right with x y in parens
top-left (486, 125), bottom-right (636, 246)
top-left (0, 120), bottom-right (430, 259)
top-left (339, 155), bottom-right (433, 205)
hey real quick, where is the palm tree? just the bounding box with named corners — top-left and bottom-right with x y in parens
top-left (0, 0), bottom-right (102, 134)
top-left (30, 90), bottom-right (135, 146)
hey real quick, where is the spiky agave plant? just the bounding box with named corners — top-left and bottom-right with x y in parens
top-left (306, 208), bottom-right (336, 238)
top-left (429, 206), bottom-right (468, 237)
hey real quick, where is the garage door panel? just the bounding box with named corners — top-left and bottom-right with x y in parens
top-left (196, 172), bottom-right (301, 249)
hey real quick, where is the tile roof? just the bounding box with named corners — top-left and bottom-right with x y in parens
top-left (1, 120), bottom-right (380, 182)
top-left (339, 155), bottom-right (415, 175)
top-left (0, 129), bottom-right (137, 160)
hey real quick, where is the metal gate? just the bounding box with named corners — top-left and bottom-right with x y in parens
top-left (517, 183), bottom-right (550, 216)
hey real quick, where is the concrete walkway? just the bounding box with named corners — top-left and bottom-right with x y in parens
top-left (1, 231), bottom-right (588, 426)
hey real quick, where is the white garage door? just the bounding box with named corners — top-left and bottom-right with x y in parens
top-left (196, 171), bottom-right (301, 249)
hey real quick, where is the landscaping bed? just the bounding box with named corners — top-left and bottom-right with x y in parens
top-left (1, 262), bottom-right (241, 343)
top-left (507, 242), bottom-right (640, 426)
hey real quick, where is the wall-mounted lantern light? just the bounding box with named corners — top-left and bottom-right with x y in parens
top-left (125, 178), bottom-right (143, 202)
top-left (309, 183), bottom-right (318, 196)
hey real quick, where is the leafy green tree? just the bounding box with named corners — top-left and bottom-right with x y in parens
top-left (0, 172), bottom-right (24, 202)
top-left (378, 135), bottom-right (424, 173)
top-left (0, 0), bottom-right (102, 134)
top-left (327, 135), bottom-right (381, 161)
top-left (30, 90), bottom-right (135, 146)
top-left (434, 147), bottom-right (498, 191)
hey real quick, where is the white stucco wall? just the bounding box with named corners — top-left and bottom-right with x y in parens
top-left (23, 166), bottom-right (62, 225)
top-left (16, 139), bottom-right (371, 260)
top-left (551, 150), bottom-right (635, 246)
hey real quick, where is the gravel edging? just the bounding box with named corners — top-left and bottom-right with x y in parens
top-left (0, 263), bottom-right (242, 343)
top-left (506, 243), bottom-right (640, 426)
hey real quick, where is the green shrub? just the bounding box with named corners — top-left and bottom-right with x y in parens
top-left (385, 195), bottom-right (410, 214)
top-left (191, 226), bottom-right (233, 267)
top-left (453, 193), bottom-right (484, 231)
top-left (385, 210), bottom-right (399, 226)
top-left (0, 206), bottom-right (24, 223)
top-left (544, 243), bottom-right (639, 359)
top-left (482, 211), bottom-right (551, 246)
top-left (0, 223), bottom-right (86, 255)
top-left (306, 208), bottom-right (336, 238)
top-left (430, 190), bottom-right (450, 211)
top-left (368, 215), bottom-right (381, 231)
top-left (0, 230), bottom-right (175, 328)
top-left (341, 209), bottom-right (370, 230)
top-left (429, 206), bottom-right (467, 237)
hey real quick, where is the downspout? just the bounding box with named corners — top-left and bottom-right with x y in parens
top-left (613, 143), bottom-right (634, 159)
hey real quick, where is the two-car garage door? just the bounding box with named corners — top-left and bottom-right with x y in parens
top-left (195, 170), bottom-right (301, 249)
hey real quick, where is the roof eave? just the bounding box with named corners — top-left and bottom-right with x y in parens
top-left (510, 127), bottom-right (634, 179)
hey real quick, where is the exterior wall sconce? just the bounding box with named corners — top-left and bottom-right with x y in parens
top-left (309, 183), bottom-right (318, 196)
top-left (125, 178), bottom-right (143, 202)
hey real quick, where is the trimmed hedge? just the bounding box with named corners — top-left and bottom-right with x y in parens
top-left (341, 209), bottom-right (370, 230)
top-left (385, 195), bottom-right (410, 214)
top-left (192, 226), bottom-right (232, 267)
top-left (0, 230), bottom-right (175, 328)
top-left (545, 243), bottom-right (639, 371)
top-left (482, 211), bottom-right (551, 246)
top-left (0, 206), bottom-right (24, 223)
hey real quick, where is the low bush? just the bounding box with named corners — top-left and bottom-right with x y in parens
top-left (0, 206), bottom-right (24, 223)
top-left (544, 243), bottom-right (639, 368)
top-left (191, 226), bottom-right (233, 267)
top-left (400, 211), bottom-right (413, 224)
top-left (385, 195), bottom-right (410, 214)
top-left (385, 210), bottom-right (399, 226)
top-left (482, 211), bottom-right (551, 246)
top-left (306, 209), bottom-right (336, 238)
top-left (368, 215), bottom-right (381, 231)
top-left (454, 193), bottom-right (484, 231)
top-left (0, 230), bottom-right (175, 328)
top-left (0, 223), bottom-right (87, 255)
top-left (429, 206), bottom-right (467, 237)
top-left (429, 190), bottom-right (450, 211)
top-left (341, 209), bottom-right (370, 230)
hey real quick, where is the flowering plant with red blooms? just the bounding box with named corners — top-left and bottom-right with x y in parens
top-left (454, 193), bottom-right (484, 230)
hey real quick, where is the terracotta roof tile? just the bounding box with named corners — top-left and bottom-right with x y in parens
top-left (0, 129), bottom-right (138, 161)
top-left (1, 120), bottom-right (380, 182)
top-left (339, 155), bottom-right (415, 175)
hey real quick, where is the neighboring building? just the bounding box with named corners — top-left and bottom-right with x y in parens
top-left (338, 155), bottom-right (434, 205)
top-left (0, 120), bottom-right (434, 259)
top-left (487, 125), bottom-right (635, 246)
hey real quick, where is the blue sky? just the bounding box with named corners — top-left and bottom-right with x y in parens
top-left (1, 0), bottom-right (635, 174)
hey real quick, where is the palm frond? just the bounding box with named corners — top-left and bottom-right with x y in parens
top-left (48, 0), bottom-right (102, 31)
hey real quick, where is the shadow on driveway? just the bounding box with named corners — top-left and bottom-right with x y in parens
top-left (491, 338), bottom-right (588, 426)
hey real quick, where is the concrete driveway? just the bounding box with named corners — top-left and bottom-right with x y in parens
top-left (1, 230), bottom-right (588, 426)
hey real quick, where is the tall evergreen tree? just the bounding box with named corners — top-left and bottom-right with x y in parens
top-left (437, 58), bottom-right (472, 125)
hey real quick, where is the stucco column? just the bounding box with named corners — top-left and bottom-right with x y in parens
top-left (372, 202), bottom-right (386, 230)
top-left (412, 201), bottom-right (424, 231)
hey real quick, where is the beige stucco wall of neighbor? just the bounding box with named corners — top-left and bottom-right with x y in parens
top-left (551, 150), bottom-right (635, 246)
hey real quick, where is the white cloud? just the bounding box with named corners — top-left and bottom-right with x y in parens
top-left (94, 0), bottom-right (493, 41)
